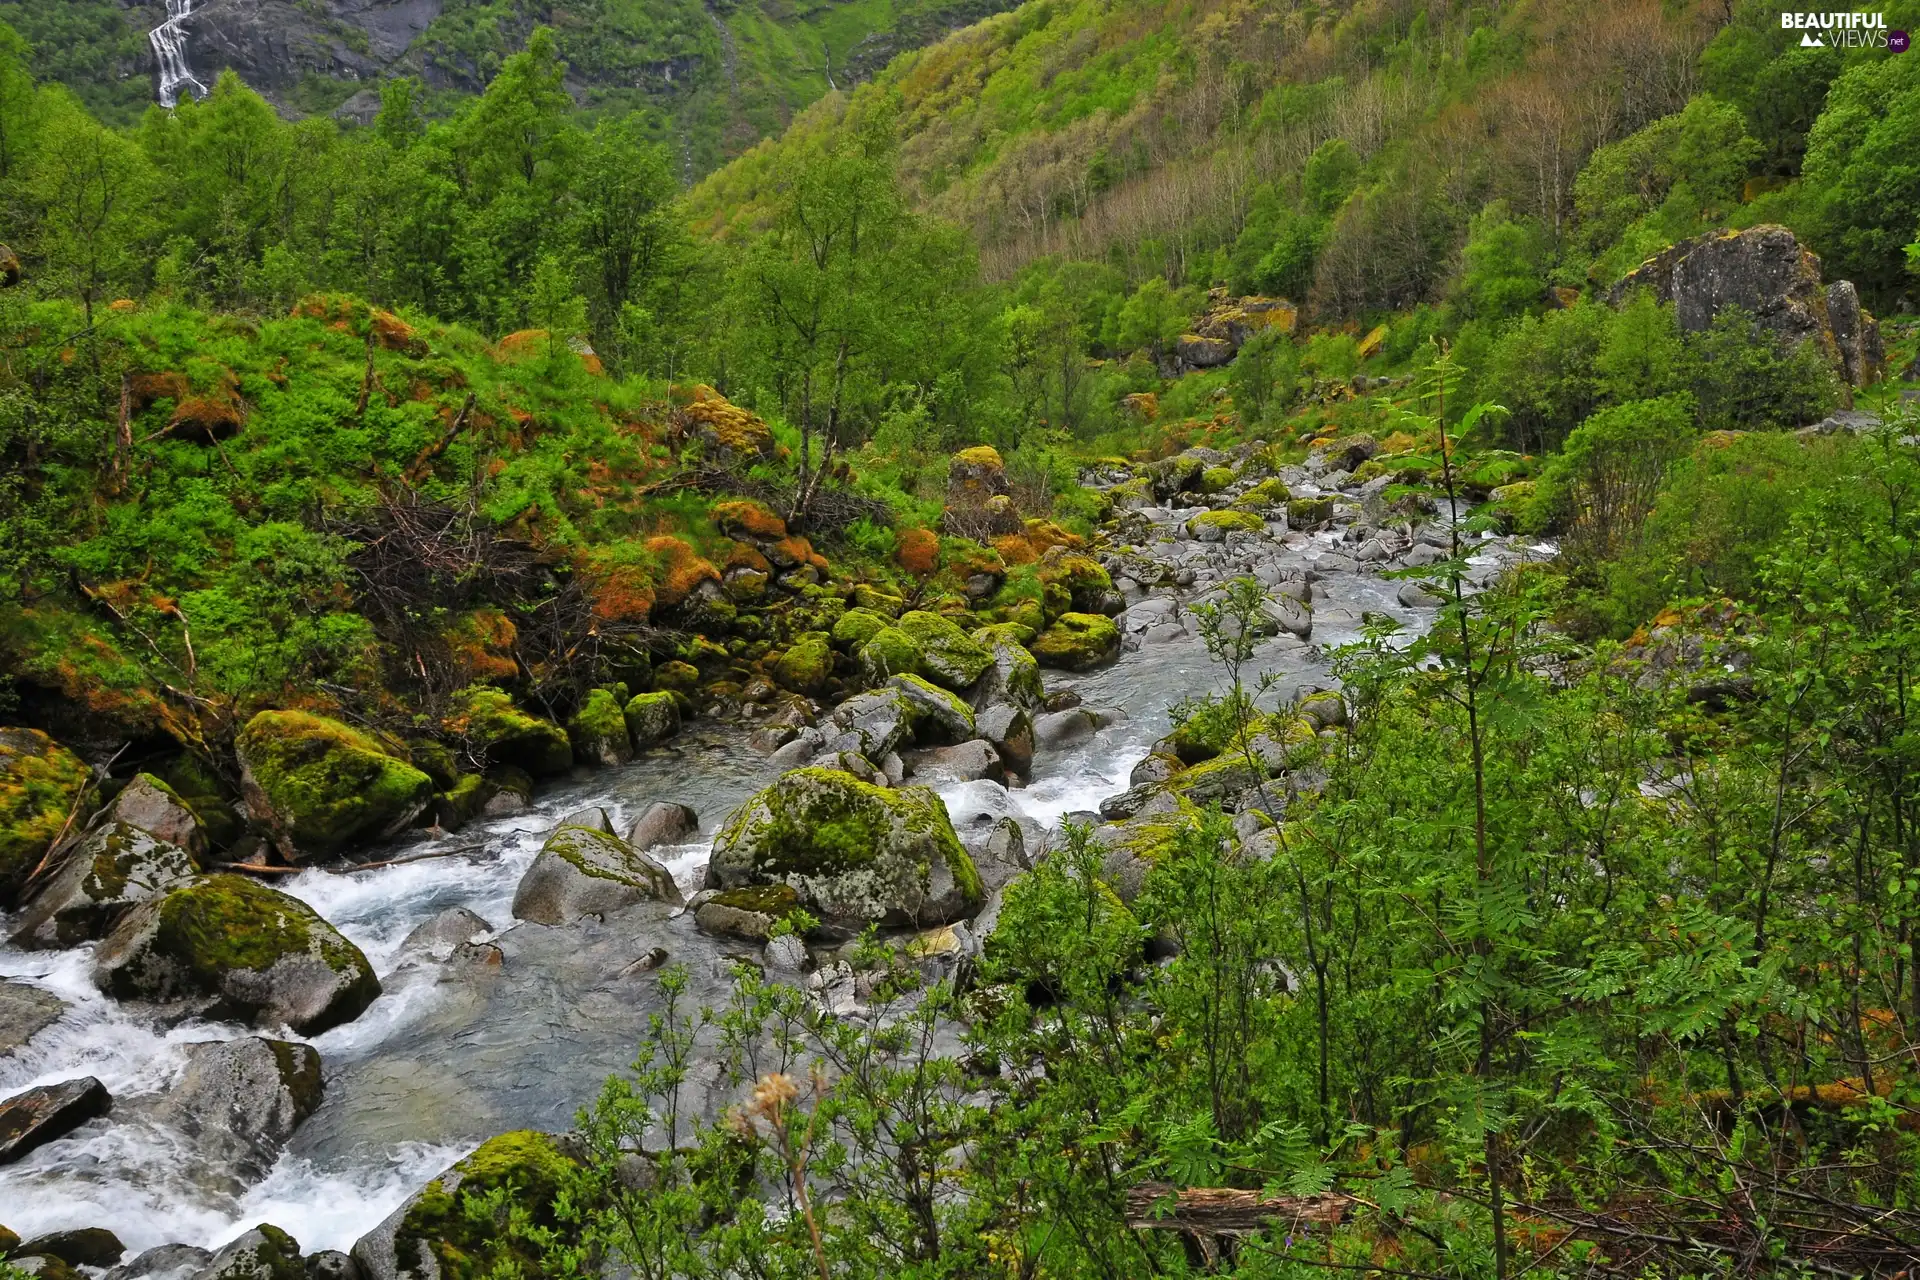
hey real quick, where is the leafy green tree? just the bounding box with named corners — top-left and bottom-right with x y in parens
top-left (1803, 50), bottom-right (1920, 294)
top-left (29, 88), bottom-right (153, 325)
top-left (1453, 200), bottom-right (1548, 322)
top-left (1684, 306), bottom-right (1838, 432)
top-left (569, 115), bottom-right (683, 375)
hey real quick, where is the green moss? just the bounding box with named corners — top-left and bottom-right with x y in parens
top-left (831, 607), bottom-right (892, 651)
top-left (896, 610), bottom-right (992, 690)
top-left (849, 583), bottom-right (906, 616)
top-left (623, 691), bottom-right (682, 746)
top-left (566, 688), bottom-right (633, 766)
top-left (1233, 477), bottom-right (1293, 509)
top-left (1287, 496), bottom-right (1337, 526)
top-left (774, 632), bottom-right (833, 695)
top-left (858, 626), bottom-right (927, 683)
top-left (237, 711), bottom-right (434, 858)
top-left (711, 883), bottom-right (803, 914)
top-left (434, 773), bottom-right (489, 828)
top-left (0, 726), bottom-right (92, 898)
top-left (1198, 465), bottom-right (1237, 493)
top-left (1031, 613), bottom-right (1120, 671)
top-left (396, 1130), bottom-right (579, 1280)
top-left (154, 875), bottom-right (371, 984)
top-left (653, 660), bottom-right (701, 694)
top-left (451, 688), bottom-right (573, 777)
top-left (1186, 509), bottom-right (1266, 535)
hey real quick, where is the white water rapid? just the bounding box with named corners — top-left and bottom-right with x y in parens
top-left (150, 0), bottom-right (208, 109)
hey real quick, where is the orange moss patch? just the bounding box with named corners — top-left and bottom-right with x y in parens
top-left (108, 298), bottom-right (137, 313)
top-left (896, 527), bottom-right (940, 575)
top-left (769, 535), bottom-right (814, 569)
top-left (992, 534), bottom-right (1040, 567)
top-left (1120, 391), bottom-right (1159, 421)
top-left (589, 563), bottom-right (656, 624)
top-left (167, 371), bottom-right (246, 442)
top-left (710, 499), bottom-right (787, 541)
top-left (645, 536), bottom-right (721, 608)
top-left (1021, 519), bottom-right (1082, 553)
top-left (370, 308), bottom-right (427, 356)
top-left (445, 609), bottom-right (520, 681)
top-left (945, 542), bottom-right (1004, 579)
top-left (128, 371), bottom-right (191, 410)
top-left (580, 352), bottom-right (604, 376)
top-left (725, 543), bottom-right (772, 574)
top-left (807, 553), bottom-right (830, 574)
top-left (496, 330), bottom-right (548, 360)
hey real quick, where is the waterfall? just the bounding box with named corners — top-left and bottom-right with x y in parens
top-left (149, 0), bottom-right (208, 108)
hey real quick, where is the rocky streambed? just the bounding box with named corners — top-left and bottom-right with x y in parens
top-left (0, 443), bottom-right (1548, 1275)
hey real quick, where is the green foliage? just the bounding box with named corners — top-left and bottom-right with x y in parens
top-left (1803, 47), bottom-right (1920, 294)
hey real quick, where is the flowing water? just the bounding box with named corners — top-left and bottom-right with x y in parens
top-left (0, 519), bottom-right (1546, 1257)
top-left (149, 0), bottom-right (208, 109)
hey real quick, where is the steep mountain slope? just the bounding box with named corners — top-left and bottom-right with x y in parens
top-left (691, 0), bottom-right (1918, 313)
top-left (0, 0), bottom-right (1014, 174)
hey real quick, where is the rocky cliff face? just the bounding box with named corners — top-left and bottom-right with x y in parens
top-left (1610, 225), bottom-right (1886, 392)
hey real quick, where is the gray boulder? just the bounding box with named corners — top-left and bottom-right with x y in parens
top-left (93, 876), bottom-right (379, 1035)
top-left (1398, 581), bottom-right (1447, 608)
top-left (158, 1037), bottom-right (323, 1168)
top-left (0, 1076), bottom-right (111, 1166)
top-left (627, 802), bottom-right (698, 852)
top-left (823, 689), bottom-right (918, 760)
top-left (193, 1225), bottom-right (302, 1280)
top-left (970, 633), bottom-right (1045, 712)
top-left (975, 704), bottom-right (1034, 776)
top-left (903, 740), bottom-right (1005, 786)
top-left (511, 823), bottom-right (682, 924)
top-left (399, 907), bottom-right (493, 958)
top-left (10, 821), bottom-right (199, 949)
top-left (102, 773), bottom-right (210, 859)
top-left (304, 1252), bottom-right (361, 1280)
top-left (886, 674), bottom-right (976, 745)
top-left (105, 1245), bottom-right (214, 1280)
top-left (707, 768), bottom-right (983, 927)
top-left (0, 979), bottom-right (66, 1056)
top-left (1033, 708), bottom-right (1098, 748)
top-left (15, 1228), bottom-right (124, 1268)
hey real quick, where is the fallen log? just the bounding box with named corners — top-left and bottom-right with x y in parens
top-left (1125, 1183), bottom-right (1350, 1235)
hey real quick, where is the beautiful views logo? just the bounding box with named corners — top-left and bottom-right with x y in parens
top-left (1779, 9), bottom-right (1903, 48)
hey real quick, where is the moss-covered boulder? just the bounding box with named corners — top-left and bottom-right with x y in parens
top-left (1286, 496), bottom-right (1337, 527)
top-left (831, 607), bottom-right (892, 651)
top-left (849, 583), bottom-right (906, 616)
top-left (773, 633), bottom-right (834, 696)
top-left (693, 883), bottom-right (808, 942)
top-left (432, 774), bottom-right (490, 831)
top-left (948, 445), bottom-right (1011, 503)
top-left (93, 874), bottom-right (380, 1035)
top-left (653, 660), bottom-right (701, 695)
top-left (623, 691), bottom-right (682, 748)
top-left (566, 689), bottom-right (633, 768)
top-left (971, 627), bottom-right (1045, 712)
top-left (1031, 613), bottom-right (1121, 671)
top-left (1186, 509), bottom-right (1266, 541)
top-left (1093, 802), bottom-right (1200, 902)
top-left (352, 1130), bottom-right (580, 1280)
top-left (510, 822), bottom-right (682, 925)
top-left (896, 611), bottom-right (992, 691)
top-left (1233, 477), bottom-right (1292, 510)
top-left (9, 817), bottom-right (198, 950)
top-left (1198, 465), bottom-right (1237, 494)
top-left (887, 674), bottom-right (976, 745)
top-left (196, 1224), bottom-right (303, 1280)
top-left (236, 712), bottom-right (434, 862)
top-left (158, 1036), bottom-right (324, 1166)
top-left (1035, 551), bottom-right (1117, 615)
top-left (0, 727), bottom-right (93, 904)
top-left (708, 768), bottom-right (982, 926)
top-left (452, 688), bottom-right (573, 777)
top-left (858, 626), bottom-right (927, 684)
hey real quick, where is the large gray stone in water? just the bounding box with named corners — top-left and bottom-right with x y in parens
top-left (823, 689), bottom-right (917, 760)
top-left (886, 674), bottom-right (976, 746)
top-left (92, 876), bottom-right (380, 1036)
top-left (105, 1244), bottom-right (214, 1280)
top-left (303, 1251), bottom-right (361, 1280)
top-left (1398, 581), bottom-right (1447, 609)
top-left (194, 1224), bottom-right (302, 1280)
top-left (511, 824), bottom-right (682, 925)
top-left (627, 801), bottom-right (698, 852)
top-left (903, 740), bottom-right (1004, 786)
top-left (16, 1228), bottom-right (125, 1268)
top-left (0, 979), bottom-right (66, 1056)
top-left (158, 1037), bottom-right (323, 1166)
top-left (10, 820), bottom-right (198, 949)
top-left (0, 1075), bottom-right (111, 1166)
top-left (1033, 708), bottom-right (1098, 748)
top-left (975, 704), bottom-right (1034, 776)
top-left (103, 773), bottom-right (209, 860)
top-left (707, 768), bottom-right (982, 927)
top-left (399, 907), bottom-right (493, 958)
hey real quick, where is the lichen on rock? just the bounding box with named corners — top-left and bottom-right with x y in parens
top-left (707, 767), bottom-right (982, 926)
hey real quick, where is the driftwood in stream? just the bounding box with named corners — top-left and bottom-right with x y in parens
top-left (1125, 1183), bottom-right (1350, 1234)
